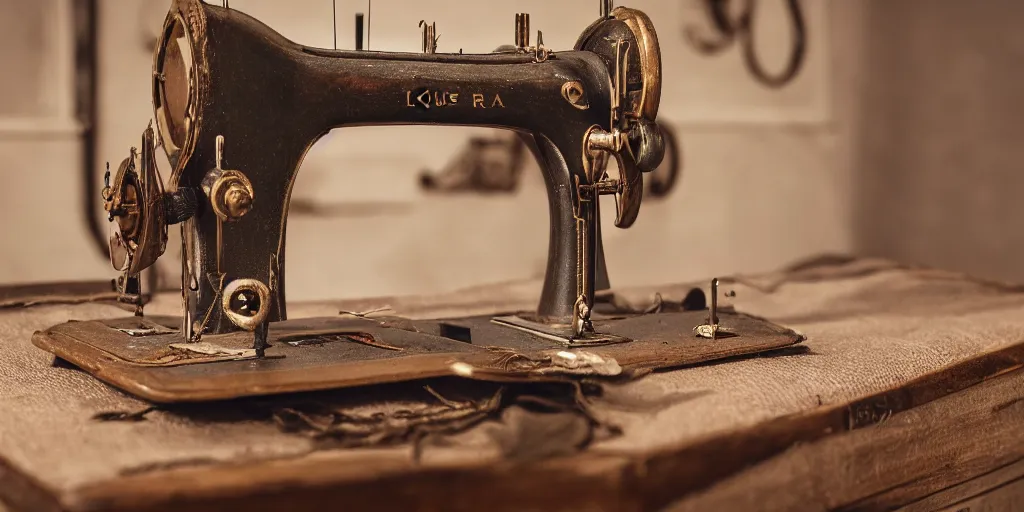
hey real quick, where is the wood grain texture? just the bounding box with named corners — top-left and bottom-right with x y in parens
top-left (898, 459), bottom-right (1024, 512)
top-left (48, 344), bottom-right (1024, 512)
top-left (2, 259), bottom-right (1023, 512)
top-left (666, 364), bottom-right (1024, 511)
top-left (931, 477), bottom-right (1024, 512)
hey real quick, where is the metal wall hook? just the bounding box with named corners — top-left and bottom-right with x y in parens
top-left (684, 0), bottom-right (806, 88)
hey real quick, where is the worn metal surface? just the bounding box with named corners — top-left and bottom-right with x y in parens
top-left (33, 309), bottom-right (801, 403)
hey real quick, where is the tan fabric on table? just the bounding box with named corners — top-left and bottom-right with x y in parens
top-left (588, 260), bottom-right (1024, 454)
top-left (0, 258), bottom-right (1022, 502)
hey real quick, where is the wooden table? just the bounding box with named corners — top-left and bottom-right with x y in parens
top-left (0, 257), bottom-right (1021, 511)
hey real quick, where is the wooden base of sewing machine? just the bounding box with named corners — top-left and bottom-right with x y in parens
top-left (32, 310), bottom-right (802, 403)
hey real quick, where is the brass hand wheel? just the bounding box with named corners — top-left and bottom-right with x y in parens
top-left (576, 7), bottom-right (665, 229)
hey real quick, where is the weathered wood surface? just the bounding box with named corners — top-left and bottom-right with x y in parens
top-left (0, 257), bottom-right (1022, 511)
top-left (929, 477), bottom-right (1024, 512)
top-left (898, 459), bottom-right (1024, 512)
top-left (665, 362), bottom-right (1024, 511)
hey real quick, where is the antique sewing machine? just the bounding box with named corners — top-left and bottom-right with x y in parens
top-left (34, 0), bottom-right (802, 403)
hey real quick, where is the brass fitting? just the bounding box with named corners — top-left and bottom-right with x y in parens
top-left (209, 171), bottom-right (254, 222)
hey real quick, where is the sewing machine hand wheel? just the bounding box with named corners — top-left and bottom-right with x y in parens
top-left (616, 119), bottom-right (664, 228)
top-left (582, 117), bottom-right (665, 229)
top-left (577, 7), bottom-right (664, 229)
top-left (101, 125), bottom-right (168, 275)
top-left (584, 124), bottom-right (650, 229)
top-left (630, 118), bottom-right (665, 172)
top-left (616, 118), bottom-right (665, 226)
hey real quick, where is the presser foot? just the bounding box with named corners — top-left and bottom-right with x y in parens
top-left (32, 309), bottom-right (802, 404)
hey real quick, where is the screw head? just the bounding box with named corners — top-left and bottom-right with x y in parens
top-left (224, 183), bottom-right (253, 219)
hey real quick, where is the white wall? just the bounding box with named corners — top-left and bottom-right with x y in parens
top-left (0, 0), bottom-right (113, 284)
top-left (850, 0), bottom-right (1024, 284)
top-left (1, 0), bottom-right (853, 300)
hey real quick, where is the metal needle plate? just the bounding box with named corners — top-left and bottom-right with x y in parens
top-left (490, 315), bottom-right (630, 346)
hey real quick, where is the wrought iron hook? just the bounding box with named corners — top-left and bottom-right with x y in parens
top-left (685, 0), bottom-right (806, 88)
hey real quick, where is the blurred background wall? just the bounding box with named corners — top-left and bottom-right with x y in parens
top-left (0, 0), bottom-right (1014, 301)
top-left (853, 0), bottom-right (1024, 284)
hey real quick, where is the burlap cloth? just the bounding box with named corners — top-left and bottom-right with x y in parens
top-left (0, 256), bottom-right (1022, 504)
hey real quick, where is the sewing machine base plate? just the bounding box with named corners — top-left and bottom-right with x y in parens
top-left (33, 310), bottom-right (803, 403)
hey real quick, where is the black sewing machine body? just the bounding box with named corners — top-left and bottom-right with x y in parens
top-left (33, 0), bottom-right (805, 403)
top-left (156, 0), bottom-right (663, 338)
